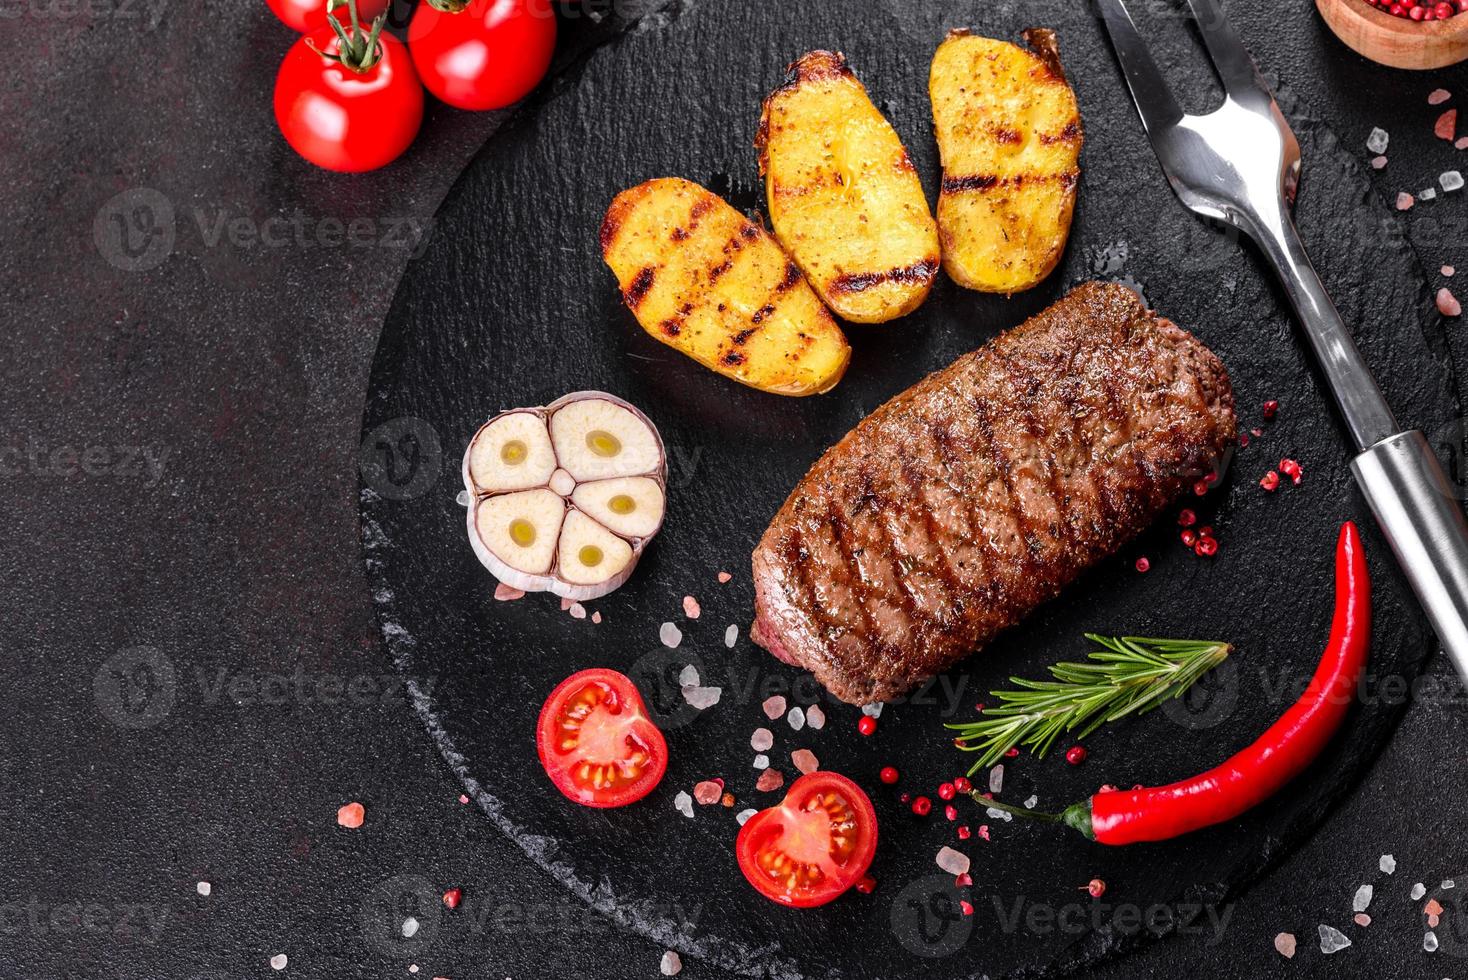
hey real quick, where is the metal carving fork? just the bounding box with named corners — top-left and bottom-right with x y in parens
top-left (1098, 0), bottom-right (1468, 681)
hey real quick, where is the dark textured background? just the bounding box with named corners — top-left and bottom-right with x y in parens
top-left (4, 0), bottom-right (1468, 977)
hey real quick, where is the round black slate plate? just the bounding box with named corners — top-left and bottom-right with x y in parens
top-left (359, 1), bottom-right (1460, 975)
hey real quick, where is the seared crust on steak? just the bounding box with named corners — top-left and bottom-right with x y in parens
top-left (750, 281), bottom-right (1236, 704)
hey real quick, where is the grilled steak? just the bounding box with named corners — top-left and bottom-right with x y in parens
top-left (750, 281), bottom-right (1236, 704)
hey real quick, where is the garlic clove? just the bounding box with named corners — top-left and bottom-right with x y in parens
top-left (556, 510), bottom-right (633, 587)
top-left (570, 477), bottom-right (666, 539)
top-left (473, 489), bottom-right (565, 577)
top-left (467, 411), bottom-right (557, 493)
top-left (549, 397), bottom-right (662, 481)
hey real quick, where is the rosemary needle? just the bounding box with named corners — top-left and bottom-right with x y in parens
top-left (946, 634), bottom-right (1232, 775)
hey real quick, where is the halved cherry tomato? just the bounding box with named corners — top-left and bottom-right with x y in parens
top-left (266, 0), bottom-right (390, 35)
top-left (736, 771), bottom-right (878, 908)
top-left (536, 668), bottom-right (668, 808)
top-left (407, 0), bottom-right (557, 111)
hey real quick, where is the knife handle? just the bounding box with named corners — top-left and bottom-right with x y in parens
top-left (1353, 430), bottom-right (1468, 682)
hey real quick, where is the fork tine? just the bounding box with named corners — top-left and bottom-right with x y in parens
top-left (1183, 0), bottom-right (1274, 102)
top-left (1093, 0), bottom-right (1184, 135)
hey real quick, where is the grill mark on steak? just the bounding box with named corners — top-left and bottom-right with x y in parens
top-left (751, 282), bottom-right (1236, 704)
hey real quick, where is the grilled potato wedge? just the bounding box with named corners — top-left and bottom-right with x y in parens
top-left (930, 28), bottom-right (1082, 294)
top-left (757, 51), bottom-right (940, 324)
top-left (601, 177), bottom-right (850, 396)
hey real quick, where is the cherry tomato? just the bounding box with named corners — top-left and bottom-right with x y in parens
top-left (736, 772), bottom-right (878, 908)
top-left (273, 26), bottom-right (424, 173)
top-left (408, 0), bottom-right (557, 111)
top-left (536, 668), bottom-right (668, 808)
top-left (266, 0), bottom-right (390, 35)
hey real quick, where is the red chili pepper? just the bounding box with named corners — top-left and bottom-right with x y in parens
top-left (977, 522), bottom-right (1370, 845)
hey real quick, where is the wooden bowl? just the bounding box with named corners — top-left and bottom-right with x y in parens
top-left (1317, 0), bottom-right (1468, 69)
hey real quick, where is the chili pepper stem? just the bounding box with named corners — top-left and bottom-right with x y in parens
top-left (969, 792), bottom-right (1096, 840)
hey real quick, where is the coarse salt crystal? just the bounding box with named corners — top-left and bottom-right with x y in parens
top-left (787, 707), bottom-right (806, 731)
top-left (1413, 883), bottom-right (1428, 900)
top-left (989, 765), bottom-right (1004, 794)
top-left (1371, 156), bottom-right (1388, 170)
top-left (1444, 267), bottom-right (1456, 278)
top-left (756, 769), bottom-right (784, 792)
top-left (591, 611), bottom-right (602, 624)
top-left (762, 696), bottom-right (786, 720)
top-left (717, 571), bottom-right (732, 583)
top-left (1354, 884), bottom-right (1373, 911)
top-left (806, 705), bottom-right (826, 730)
top-left (683, 596), bottom-right (701, 619)
top-left (660, 622), bottom-right (683, 648)
top-left (936, 846), bottom-right (971, 876)
top-left (1426, 899), bottom-right (1445, 916)
top-left (683, 686), bottom-right (721, 710)
top-left (1443, 170), bottom-right (1465, 192)
top-left (1354, 913), bottom-right (1371, 927)
top-left (568, 602), bottom-right (587, 619)
top-left (1422, 188), bottom-right (1439, 201)
top-left (402, 917), bottom-right (420, 939)
top-left (736, 808), bottom-right (757, 825)
top-left (494, 583), bottom-right (525, 601)
top-left (1459, 137), bottom-right (1468, 150)
top-left (753, 754), bottom-right (769, 770)
top-left (1437, 109), bottom-right (1459, 141)
top-left (1443, 879), bottom-right (1457, 889)
top-left (1378, 853), bottom-right (1394, 873)
top-left (674, 791), bottom-right (694, 818)
top-left (791, 748), bottom-right (819, 774)
top-left (861, 703), bottom-right (884, 718)
top-left (561, 598), bottom-right (573, 611)
top-left (196, 881), bottom-right (211, 896)
top-left (1023, 795), bottom-right (1038, 809)
top-left (1431, 88), bottom-right (1452, 105)
top-left (661, 950), bottom-right (683, 976)
top-left (694, 780), bottom-right (722, 805)
top-left (1367, 127), bottom-right (1390, 154)
top-left (724, 625), bottom-right (738, 648)
top-left (1438, 288), bottom-right (1462, 316)
top-left (1318, 924), bottom-right (1352, 954)
top-left (678, 665), bottom-right (699, 687)
top-left (1275, 933), bottom-right (1296, 958)
top-left (337, 802), bottom-right (365, 829)
top-left (987, 807), bottom-right (1013, 822)
top-left (1426, 931), bottom-right (1440, 952)
top-left (270, 954), bottom-right (288, 971)
top-left (1398, 192), bottom-right (1416, 210)
top-left (750, 728), bottom-right (774, 751)
top-left (458, 794), bottom-right (469, 804)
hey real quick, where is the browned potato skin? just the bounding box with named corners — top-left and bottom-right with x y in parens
top-left (600, 178), bottom-right (851, 396)
top-left (757, 51), bottom-right (940, 324)
top-left (930, 28), bottom-right (1083, 294)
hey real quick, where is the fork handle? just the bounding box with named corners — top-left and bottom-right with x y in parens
top-left (1256, 210), bottom-right (1468, 678)
top-left (1252, 210), bottom-right (1399, 451)
top-left (1354, 431), bottom-right (1468, 682)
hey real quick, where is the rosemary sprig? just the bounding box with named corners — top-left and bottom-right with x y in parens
top-left (946, 634), bottom-right (1231, 775)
